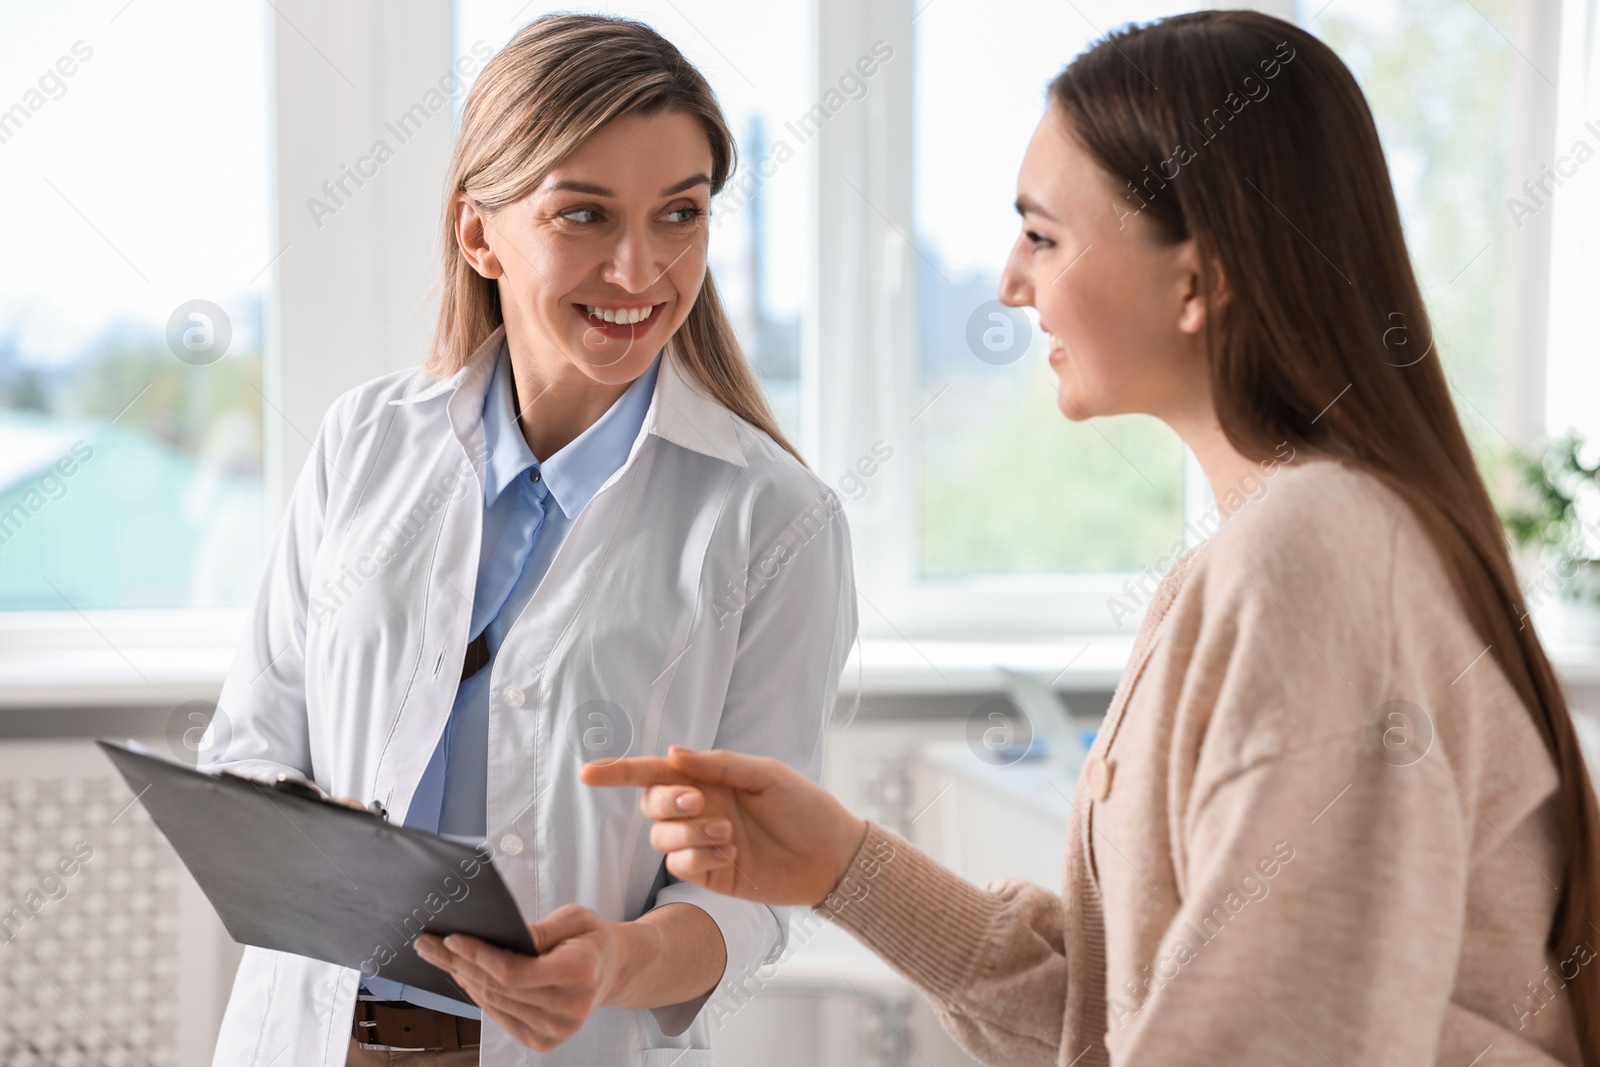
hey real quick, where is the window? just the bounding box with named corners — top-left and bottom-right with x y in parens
top-left (910, 1), bottom-right (1201, 579)
top-left (453, 0), bottom-right (814, 443)
top-left (0, 0), bottom-right (270, 611)
top-left (1549, 0), bottom-right (1600, 451)
top-left (1312, 0), bottom-right (1520, 448)
top-left (817, 2), bottom-right (1210, 637)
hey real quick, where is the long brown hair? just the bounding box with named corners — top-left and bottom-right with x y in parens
top-left (427, 13), bottom-right (800, 462)
top-left (1053, 10), bottom-right (1597, 1059)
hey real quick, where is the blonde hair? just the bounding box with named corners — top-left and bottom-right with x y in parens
top-left (427, 13), bottom-right (800, 463)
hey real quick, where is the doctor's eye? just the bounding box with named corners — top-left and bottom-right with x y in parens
top-left (660, 205), bottom-right (706, 226)
top-left (558, 207), bottom-right (603, 225)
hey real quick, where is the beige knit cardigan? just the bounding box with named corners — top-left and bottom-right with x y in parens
top-left (819, 460), bottom-right (1584, 1066)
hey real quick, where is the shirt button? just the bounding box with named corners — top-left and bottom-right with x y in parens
top-left (529, 468), bottom-right (541, 482)
top-left (503, 686), bottom-right (525, 708)
top-left (499, 833), bottom-right (523, 856)
top-left (1084, 756), bottom-right (1115, 801)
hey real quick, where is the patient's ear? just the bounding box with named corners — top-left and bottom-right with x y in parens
top-left (1176, 238), bottom-right (1229, 335)
top-left (454, 196), bottom-right (504, 280)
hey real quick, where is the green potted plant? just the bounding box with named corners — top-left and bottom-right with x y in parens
top-left (1498, 432), bottom-right (1600, 643)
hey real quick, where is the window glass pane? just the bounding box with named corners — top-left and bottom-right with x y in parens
top-left (912, 2), bottom-right (1198, 578)
top-left (0, 0), bottom-right (270, 610)
top-left (1309, 0), bottom-right (1514, 444)
top-left (452, 1), bottom-right (812, 443)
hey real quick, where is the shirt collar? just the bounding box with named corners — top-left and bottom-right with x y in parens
top-left (480, 336), bottom-right (660, 517)
top-left (479, 341), bottom-right (533, 506)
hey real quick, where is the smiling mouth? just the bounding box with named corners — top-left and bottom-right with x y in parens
top-left (572, 302), bottom-right (668, 363)
top-left (581, 303), bottom-right (660, 325)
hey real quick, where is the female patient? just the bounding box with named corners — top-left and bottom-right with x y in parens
top-left (205, 14), bottom-right (855, 1066)
top-left (589, 11), bottom-right (1597, 1066)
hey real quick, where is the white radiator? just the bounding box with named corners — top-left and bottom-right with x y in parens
top-left (0, 739), bottom-right (234, 1067)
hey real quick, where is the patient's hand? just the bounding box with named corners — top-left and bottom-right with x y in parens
top-left (580, 746), bottom-right (868, 906)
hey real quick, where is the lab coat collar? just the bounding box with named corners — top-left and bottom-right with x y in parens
top-left (384, 328), bottom-right (500, 496)
top-left (390, 325), bottom-right (749, 470)
top-left (648, 341), bottom-right (749, 468)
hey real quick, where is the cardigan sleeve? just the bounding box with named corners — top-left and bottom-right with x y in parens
top-left (820, 822), bottom-right (1067, 1067)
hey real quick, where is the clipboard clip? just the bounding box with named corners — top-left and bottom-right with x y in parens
top-left (266, 774), bottom-right (389, 822)
top-left (267, 774), bottom-right (326, 802)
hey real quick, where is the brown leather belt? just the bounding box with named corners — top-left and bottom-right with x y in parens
top-left (353, 1000), bottom-right (482, 1051)
top-left (461, 630), bottom-right (491, 681)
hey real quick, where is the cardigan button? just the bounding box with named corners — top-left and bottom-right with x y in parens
top-left (1084, 756), bottom-right (1115, 800)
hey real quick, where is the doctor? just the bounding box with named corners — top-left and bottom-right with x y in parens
top-left (203, 13), bottom-right (856, 1066)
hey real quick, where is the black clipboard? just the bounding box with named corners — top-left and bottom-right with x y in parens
top-left (98, 739), bottom-right (537, 1001)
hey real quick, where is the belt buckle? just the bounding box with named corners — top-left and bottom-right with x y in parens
top-left (353, 1005), bottom-right (432, 1052)
top-left (353, 996), bottom-right (479, 1052)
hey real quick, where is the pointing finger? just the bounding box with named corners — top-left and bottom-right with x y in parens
top-left (665, 747), bottom-right (786, 790)
top-left (580, 755), bottom-right (696, 789)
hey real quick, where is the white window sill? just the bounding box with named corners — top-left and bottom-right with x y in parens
top-left (839, 636), bottom-right (1135, 695)
top-left (841, 636), bottom-right (1600, 695)
top-left (0, 610), bottom-right (242, 709)
top-left (2, 615), bottom-right (1599, 708)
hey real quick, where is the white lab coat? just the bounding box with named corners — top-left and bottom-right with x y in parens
top-left (205, 327), bottom-right (857, 1066)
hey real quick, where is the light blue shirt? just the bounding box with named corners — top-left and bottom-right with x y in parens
top-left (362, 340), bottom-right (660, 1017)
